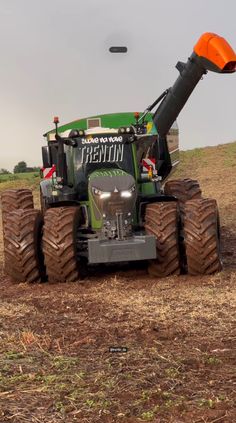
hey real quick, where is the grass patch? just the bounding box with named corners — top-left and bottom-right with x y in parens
top-left (4, 350), bottom-right (25, 360)
top-left (173, 148), bottom-right (207, 177)
top-left (205, 355), bottom-right (222, 366)
top-left (0, 172), bottom-right (40, 183)
top-left (223, 142), bottom-right (236, 167)
top-left (52, 355), bottom-right (80, 371)
top-left (0, 172), bottom-right (41, 203)
top-left (182, 147), bottom-right (205, 159)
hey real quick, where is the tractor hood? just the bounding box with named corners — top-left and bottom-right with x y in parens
top-left (89, 169), bottom-right (135, 192)
top-left (88, 169), bottom-right (137, 231)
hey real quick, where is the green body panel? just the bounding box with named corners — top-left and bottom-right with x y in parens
top-left (131, 143), bottom-right (139, 180)
top-left (46, 112), bottom-right (157, 138)
top-left (139, 181), bottom-right (156, 195)
top-left (89, 168), bottom-right (128, 180)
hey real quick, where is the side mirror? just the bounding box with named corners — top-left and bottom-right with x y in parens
top-left (42, 146), bottom-right (52, 168)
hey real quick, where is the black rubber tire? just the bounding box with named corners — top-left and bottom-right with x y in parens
top-left (43, 207), bottom-right (81, 282)
top-left (183, 198), bottom-right (222, 275)
top-left (164, 179), bottom-right (202, 207)
top-left (164, 178), bottom-right (203, 272)
top-left (1, 189), bottom-right (34, 229)
top-left (3, 209), bottom-right (45, 282)
top-left (144, 202), bottom-right (180, 277)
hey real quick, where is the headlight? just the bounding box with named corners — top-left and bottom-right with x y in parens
top-left (121, 184), bottom-right (136, 198)
top-left (93, 188), bottom-right (101, 195)
top-left (121, 191), bottom-right (132, 198)
top-left (118, 126), bottom-right (134, 134)
top-left (92, 187), bottom-right (111, 199)
top-left (100, 192), bottom-right (111, 199)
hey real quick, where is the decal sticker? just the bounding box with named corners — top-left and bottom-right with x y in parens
top-left (142, 158), bottom-right (157, 175)
top-left (79, 144), bottom-right (124, 164)
top-left (81, 136), bottom-right (123, 144)
top-left (42, 165), bottom-right (56, 179)
top-left (76, 134), bottom-right (126, 165)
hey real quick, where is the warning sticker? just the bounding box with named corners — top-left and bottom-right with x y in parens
top-left (142, 158), bottom-right (157, 175)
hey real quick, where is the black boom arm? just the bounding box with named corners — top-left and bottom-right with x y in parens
top-left (152, 32), bottom-right (236, 138)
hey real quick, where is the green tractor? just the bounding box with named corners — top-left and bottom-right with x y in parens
top-left (2, 32), bottom-right (236, 282)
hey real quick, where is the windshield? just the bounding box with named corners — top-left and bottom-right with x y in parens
top-left (135, 135), bottom-right (158, 163)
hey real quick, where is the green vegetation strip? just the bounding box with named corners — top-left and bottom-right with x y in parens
top-left (0, 347), bottom-right (231, 421)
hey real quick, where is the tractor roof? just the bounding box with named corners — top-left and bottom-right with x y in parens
top-left (44, 112), bottom-right (178, 142)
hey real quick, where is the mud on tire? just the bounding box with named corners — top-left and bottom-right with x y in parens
top-left (164, 179), bottom-right (202, 207)
top-left (1, 189), bottom-right (34, 230)
top-left (164, 179), bottom-right (203, 272)
top-left (183, 198), bottom-right (222, 275)
top-left (144, 202), bottom-right (180, 277)
top-left (3, 209), bottom-right (45, 282)
top-left (43, 207), bottom-right (81, 282)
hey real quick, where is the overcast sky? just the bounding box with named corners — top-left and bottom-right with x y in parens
top-left (0, 0), bottom-right (235, 171)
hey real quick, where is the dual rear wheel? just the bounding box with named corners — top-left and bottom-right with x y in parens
top-left (1, 190), bottom-right (80, 283)
top-left (144, 179), bottom-right (222, 277)
top-left (1, 189), bottom-right (45, 282)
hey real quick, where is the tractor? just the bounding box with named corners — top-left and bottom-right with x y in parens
top-left (2, 32), bottom-right (236, 282)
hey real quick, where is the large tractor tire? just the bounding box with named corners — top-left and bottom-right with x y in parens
top-left (1, 188), bottom-right (34, 213)
top-left (1, 189), bottom-right (34, 230)
top-left (182, 198), bottom-right (222, 275)
top-left (164, 178), bottom-right (202, 273)
top-left (164, 179), bottom-right (202, 207)
top-left (3, 209), bottom-right (45, 282)
top-left (43, 207), bottom-right (81, 282)
top-left (144, 202), bottom-right (180, 277)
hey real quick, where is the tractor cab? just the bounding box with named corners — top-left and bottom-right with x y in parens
top-left (41, 113), bottom-right (179, 207)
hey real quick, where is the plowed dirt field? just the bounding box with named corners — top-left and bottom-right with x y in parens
top-left (0, 143), bottom-right (236, 423)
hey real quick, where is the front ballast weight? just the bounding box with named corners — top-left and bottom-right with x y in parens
top-left (87, 235), bottom-right (157, 264)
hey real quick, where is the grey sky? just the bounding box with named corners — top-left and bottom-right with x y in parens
top-left (0, 0), bottom-right (235, 171)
